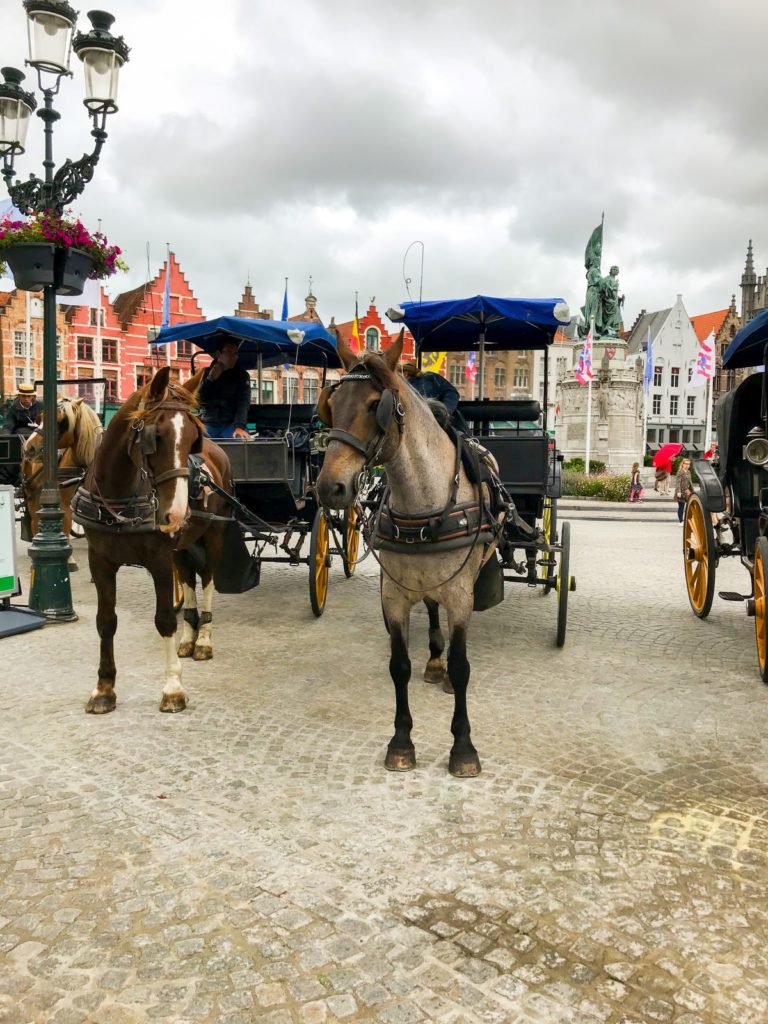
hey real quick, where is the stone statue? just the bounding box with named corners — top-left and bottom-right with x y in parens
top-left (599, 265), bottom-right (624, 338)
top-left (579, 223), bottom-right (625, 339)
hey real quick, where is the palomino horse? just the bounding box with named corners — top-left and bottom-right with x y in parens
top-left (74, 366), bottom-right (232, 714)
top-left (22, 397), bottom-right (102, 570)
top-left (316, 332), bottom-right (493, 777)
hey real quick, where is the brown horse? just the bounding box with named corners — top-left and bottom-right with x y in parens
top-left (76, 366), bottom-right (232, 714)
top-left (316, 332), bottom-right (491, 777)
top-left (22, 397), bottom-right (102, 570)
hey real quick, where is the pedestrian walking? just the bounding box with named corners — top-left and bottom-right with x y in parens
top-left (674, 457), bottom-right (694, 523)
top-left (629, 462), bottom-right (644, 502)
top-left (654, 459), bottom-right (672, 495)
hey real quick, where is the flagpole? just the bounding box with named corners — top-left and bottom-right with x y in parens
top-left (704, 374), bottom-right (714, 452)
top-left (94, 285), bottom-right (102, 417)
top-left (642, 326), bottom-right (651, 464)
top-left (585, 315), bottom-right (594, 475)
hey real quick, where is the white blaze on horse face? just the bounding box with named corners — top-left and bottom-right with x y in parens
top-left (163, 412), bottom-right (189, 533)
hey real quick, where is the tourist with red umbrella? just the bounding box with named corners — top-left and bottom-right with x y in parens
top-left (652, 442), bottom-right (682, 495)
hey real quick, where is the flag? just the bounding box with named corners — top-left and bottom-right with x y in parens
top-left (574, 325), bottom-right (594, 384)
top-left (689, 330), bottom-right (715, 389)
top-left (351, 298), bottom-right (361, 352)
top-left (281, 279), bottom-right (288, 320)
top-left (465, 351), bottom-right (477, 383)
top-left (56, 277), bottom-right (101, 307)
top-left (161, 252), bottom-right (171, 329)
top-left (643, 327), bottom-right (654, 393)
top-left (421, 351), bottom-right (446, 374)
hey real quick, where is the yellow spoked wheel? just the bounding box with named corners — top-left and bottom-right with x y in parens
top-left (542, 497), bottom-right (557, 595)
top-left (342, 506), bottom-right (360, 578)
top-left (309, 508), bottom-right (330, 617)
top-left (173, 566), bottom-right (184, 612)
top-left (753, 537), bottom-right (768, 683)
top-left (683, 493), bottom-right (715, 619)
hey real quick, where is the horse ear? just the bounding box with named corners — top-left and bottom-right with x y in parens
top-left (316, 387), bottom-right (333, 426)
top-left (72, 397), bottom-right (85, 406)
top-left (383, 329), bottom-right (404, 371)
top-left (148, 366), bottom-right (171, 400)
top-left (182, 367), bottom-right (206, 395)
top-left (332, 326), bottom-right (358, 370)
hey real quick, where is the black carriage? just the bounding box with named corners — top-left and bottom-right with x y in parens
top-left (683, 309), bottom-right (768, 680)
top-left (152, 317), bottom-right (359, 616)
top-left (388, 295), bottom-right (575, 645)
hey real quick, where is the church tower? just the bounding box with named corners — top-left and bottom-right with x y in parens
top-left (741, 239), bottom-right (757, 322)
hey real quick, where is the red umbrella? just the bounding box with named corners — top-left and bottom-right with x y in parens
top-left (653, 442), bottom-right (683, 468)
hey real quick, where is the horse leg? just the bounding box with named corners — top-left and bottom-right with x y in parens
top-left (384, 596), bottom-right (416, 772)
top-left (63, 495), bottom-right (78, 572)
top-left (153, 561), bottom-right (186, 713)
top-left (192, 576), bottom-right (214, 661)
top-left (446, 609), bottom-right (481, 778)
top-left (85, 552), bottom-right (118, 714)
top-left (423, 597), bottom-right (448, 686)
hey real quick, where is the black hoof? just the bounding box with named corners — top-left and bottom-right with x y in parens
top-left (85, 692), bottom-right (116, 715)
top-left (385, 746), bottom-right (416, 772)
top-left (449, 751), bottom-right (481, 778)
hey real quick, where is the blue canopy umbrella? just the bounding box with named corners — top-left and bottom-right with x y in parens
top-left (722, 307), bottom-right (768, 370)
top-left (150, 315), bottom-right (342, 371)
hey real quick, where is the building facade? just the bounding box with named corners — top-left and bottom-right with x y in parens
top-left (0, 289), bottom-right (68, 399)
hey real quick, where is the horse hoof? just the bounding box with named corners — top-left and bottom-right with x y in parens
top-left (159, 693), bottom-right (187, 713)
top-left (442, 677), bottom-right (454, 694)
top-left (192, 645), bottom-right (212, 661)
top-left (85, 692), bottom-right (116, 715)
top-left (385, 747), bottom-right (416, 772)
top-left (177, 642), bottom-right (195, 658)
top-left (424, 660), bottom-right (448, 686)
top-left (449, 753), bottom-right (481, 778)
top-left (68, 561), bottom-right (79, 573)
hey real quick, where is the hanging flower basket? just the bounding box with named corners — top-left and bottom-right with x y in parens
top-left (0, 210), bottom-right (127, 292)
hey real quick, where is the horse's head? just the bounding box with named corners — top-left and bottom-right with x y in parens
top-left (131, 367), bottom-right (204, 534)
top-left (316, 329), bottom-right (405, 509)
top-left (24, 397), bottom-right (102, 467)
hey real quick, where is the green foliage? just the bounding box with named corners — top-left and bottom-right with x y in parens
top-left (643, 455), bottom-right (654, 467)
top-left (564, 456), bottom-right (606, 474)
top-left (0, 210), bottom-right (128, 279)
top-left (563, 470), bottom-right (631, 502)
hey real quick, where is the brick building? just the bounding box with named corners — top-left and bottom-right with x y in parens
top-left (0, 289), bottom-right (68, 399)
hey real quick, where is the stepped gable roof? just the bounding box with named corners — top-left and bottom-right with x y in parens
top-left (626, 308), bottom-right (672, 354)
top-left (690, 308), bottom-right (729, 343)
top-left (0, 292), bottom-right (12, 309)
top-left (112, 281), bottom-right (150, 330)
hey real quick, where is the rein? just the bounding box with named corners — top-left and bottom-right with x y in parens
top-left (324, 365), bottom-right (405, 469)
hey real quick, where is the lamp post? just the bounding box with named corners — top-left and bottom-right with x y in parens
top-left (0, 2), bottom-right (128, 621)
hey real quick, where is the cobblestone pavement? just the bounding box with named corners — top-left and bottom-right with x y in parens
top-left (2, 517), bottom-right (768, 1024)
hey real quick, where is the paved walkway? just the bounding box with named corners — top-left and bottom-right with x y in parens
top-left (1, 516), bottom-right (767, 1024)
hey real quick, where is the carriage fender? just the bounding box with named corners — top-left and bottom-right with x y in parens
top-left (692, 457), bottom-right (725, 514)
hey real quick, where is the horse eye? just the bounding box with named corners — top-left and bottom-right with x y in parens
top-left (369, 399), bottom-right (380, 414)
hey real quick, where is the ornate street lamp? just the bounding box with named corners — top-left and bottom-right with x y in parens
top-left (1, 3), bottom-right (129, 621)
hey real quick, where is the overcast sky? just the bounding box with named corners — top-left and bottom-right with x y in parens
top-left (3, 0), bottom-right (768, 330)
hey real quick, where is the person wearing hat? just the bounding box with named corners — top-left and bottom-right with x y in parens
top-left (198, 339), bottom-right (251, 440)
top-left (3, 383), bottom-right (42, 438)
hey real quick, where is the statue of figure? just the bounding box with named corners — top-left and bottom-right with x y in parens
top-left (598, 384), bottom-right (608, 420)
top-left (579, 224), bottom-right (603, 339)
top-left (599, 265), bottom-right (624, 338)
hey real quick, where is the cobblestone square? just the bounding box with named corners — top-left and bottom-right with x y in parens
top-left (1, 515), bottom-right (767, 1023)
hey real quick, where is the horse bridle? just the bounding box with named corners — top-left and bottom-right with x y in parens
top-left (321, 365), bottom-right (405, 469)
top-left (129, 399), bottom-right (203, 487)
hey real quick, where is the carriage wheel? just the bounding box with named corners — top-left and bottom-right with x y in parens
top-left (556, 521), bottom-right (571, 648)
top-left (173, 566), bottom-right (184, 613)
top-left (542, 497), bottom-right (558, 595)
top-left (309, 508), bottom-right (330, 617)
top-left (342, 506), bottom-right (360, 578)
top-left (753, 538), bottom-right (768, 683)
top-left (683, 493), bottom-right (715, 619)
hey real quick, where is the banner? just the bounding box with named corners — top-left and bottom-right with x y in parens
top-left (689, 330), bottom-right (714, 389)
top-left (574, 325), bottom-right (594, 384)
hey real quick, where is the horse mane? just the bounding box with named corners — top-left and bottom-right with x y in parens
top-left (72, 399), bottom-right (102, 467)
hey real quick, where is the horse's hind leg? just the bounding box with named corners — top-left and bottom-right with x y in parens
top-left (423, 598), bottom-right (448, 687)
top-left (85, 550), bottom-right (118, 714)
top-left (153, 561), bottom-right (186, 713)
top-left (447, 606), bottom-right (481, 778)
top-left (384, 594), bottom-right (416, 772)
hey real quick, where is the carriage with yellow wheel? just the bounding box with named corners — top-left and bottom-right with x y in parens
top-left (152, 317), bottom-right (360, 616)
top-left (388, 295), bottom-right (575, 646)
top-left (683, 307), bottom-right (768, 680)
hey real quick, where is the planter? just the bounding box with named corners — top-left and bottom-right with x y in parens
top-left (55, 247), bottom-right (95, 296)
top-left (2, 243), bottom-right (95, 295)
top-left (3, 243), bottom-right (56, 291)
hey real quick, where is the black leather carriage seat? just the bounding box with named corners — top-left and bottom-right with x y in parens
top-left (458, 399), bottom-right (541, 427)
top-left (0, 434), bottom-right (24, 467)
top-left (246, 403), bottom-right (315, 433)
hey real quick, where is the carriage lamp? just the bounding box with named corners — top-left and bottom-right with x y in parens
top-left (24, 0), bottom-right (77, 76)
top-left (73, 11), bottom-right (129, 114)
top-left (744, 431), bottom-right (768, 467)
top-left (0, 67), bottom-right (37, 155)
top-left (2, 0), bottom-right (129, 622)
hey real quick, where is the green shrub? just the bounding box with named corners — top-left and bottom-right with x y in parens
top-left (562, 470), bottom-right (631, 501)
top-left (564, 457), bottom-right (606, 474)
top-left (601, 474), bottom-right (631, 501)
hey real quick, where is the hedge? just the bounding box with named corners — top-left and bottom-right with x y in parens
top-left (562, 470), bottom-right (631, 501)
top-left (564, 456), bottom-right (606, 474)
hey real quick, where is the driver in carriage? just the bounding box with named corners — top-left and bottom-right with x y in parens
top-left (197, 339), bottom-right (251, 440)
top-left (2, 382), bottom-right (41, 438)
top-left (399, 360), bottom-right (468, 433)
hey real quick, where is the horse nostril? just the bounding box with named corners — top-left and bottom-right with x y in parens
top-left (332, 482), bottom-right (346, 497)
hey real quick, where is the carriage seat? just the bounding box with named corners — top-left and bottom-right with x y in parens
top-left (247, 403), bottom-right (315, 433)
top-left (458, 399), bottom-right (541, 424)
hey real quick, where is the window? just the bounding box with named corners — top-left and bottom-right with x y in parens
top-left (657, 429), bottom-right (665, 443)
top-left (513, 368), bottom-right (529, 388)
top-left (686, 395), bottom-right (695, 416)
top-left (303, 375), bottom-right (318, 405)
top-left (261, 379), bottom-right (275, 404)
top-left (177, 340), bottom-right (193, 358)
top-left (688, 367), bottom-right (692, 383)
top-left (104, 371), bottom-right (118, 402)
top-left (285, 375), bottom-right (299, 404)
top-left (670, 395), bottom-right (678, 415)
top-left (693, 430), bottom-right (702, 443)
top-left (449, 363), bottom-right (463, 386)
top-left (670, 367), bottom-right (680, 387)
top-left (89, 308), bottom-right (105, 328)
top-left (13, 330), bottom-right (33, 359)
top-left (682, 429), bottom-right (691, 443)
top-left (652, 394), bottom-right (661, 415)
top-left (647, 428), bottom-right (656, 442)
top-left (653, 366), bottom-right (662, 387)
top-left (77, 336), bottom-right (94, 361)
top-left (669, 428), bottom-right (680, 442)
top-left (365, 328), bottom-right (380, 352)
top-left (136, 366), bottom-right (152, 388)
top-left (494, 366), bottom-right (506, 388)
top-left (14, 367), bottom-right (28, 389)
top-left (102, 338), bottom-right (118, 363)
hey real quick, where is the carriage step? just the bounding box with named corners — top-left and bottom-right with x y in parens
top-left (718, 591), bottom-right (750, 602)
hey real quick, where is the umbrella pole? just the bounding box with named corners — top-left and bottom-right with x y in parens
top-left (478, 320), bottom-right (486, 400)
top-left (257, 353), bottom-right (263, 405)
